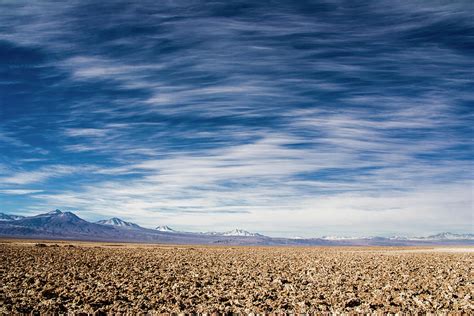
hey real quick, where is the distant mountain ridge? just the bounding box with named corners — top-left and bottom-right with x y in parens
top-left (423, 232), bottom-right (474, 240)
top-left (0, 210), bottom-right (275, 245)
top-left (1, 209), bottom-right (117, 237)
top-left (401, 232), bottom-right (474, 241)
top-left (0, 212), bottom-right (25, 221)
top-left (321, 232), bottom-right (474, 241)
top-left (204, 228), bottom-right (263, 237)
top-left (97, 217), bottom-right (141, 229)
top-left (155, 225), bottom-right (176, 232)
top-left (0, 210), bottom-right (472, 245)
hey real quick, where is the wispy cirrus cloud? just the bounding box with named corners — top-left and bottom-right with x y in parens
top-left (0, 189), bottom-right (43, 195)
top-left (0, 165), bottom-right (90, 185)
top-left (0, 0), bottom-right (472, 236)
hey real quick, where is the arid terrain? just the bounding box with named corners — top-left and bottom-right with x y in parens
top-left (1, 239), bottom-right (472, 314)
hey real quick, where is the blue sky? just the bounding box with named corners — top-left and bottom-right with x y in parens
top-left (0, 0), bottom-right (472, 237)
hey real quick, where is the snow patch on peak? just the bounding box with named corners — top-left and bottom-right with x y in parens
top-left (47, 209), bottom-right (63, 215)
top-left (155, 225), bottom-right (176, 232)
top-left (204, 228), bottom-right (264, 237)
top-left (34, 209), bottom-right (65, 217)
top-left (223, 229), bottom-right (259, 237)
top-left (96, 217), bottom-right (140, 229)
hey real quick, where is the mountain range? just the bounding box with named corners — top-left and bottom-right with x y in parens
top-left (320, 232), bottom-right (474, 241)
top-left (202, 228), bottom-right (264, 237)
top-left (0, 213), bottom-right (25, 221)
top-left (155, 225), bottom-right (176, 233)
top-left (0, 210), bottom-right (472, 246)
top-left (96, 217), bottom-right (141, 229)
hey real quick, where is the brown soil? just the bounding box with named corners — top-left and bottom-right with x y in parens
top-left (0, 240), bottom-right (472, 313)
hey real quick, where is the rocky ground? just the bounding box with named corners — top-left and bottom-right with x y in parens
top-left (0, 240), bottom-right (472, 313)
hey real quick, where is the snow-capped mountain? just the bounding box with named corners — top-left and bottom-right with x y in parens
top-left (96, 217), bottom-right (141, 229)
top-left (0, 209), bottom-right (119, 236)
top-left (155, 225), bottom-right (176, 233)
top-left (0, 209), bottom-right (472, 246)
top-left (30, 209), bottom-right (81, 221)
top-left (205, 228), bottom-right (264, 237)
top-left (223, 229), bottom-right (262, 237)
top-left (34, 209), bottom-right (63, 217)
top-left (0, 212), bottom-right (25, 221)
top-left (47, 209), bottom-right (62, 215)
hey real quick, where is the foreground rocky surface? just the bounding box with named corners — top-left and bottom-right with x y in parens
top-left (0, 241), bottom-right (472, 313)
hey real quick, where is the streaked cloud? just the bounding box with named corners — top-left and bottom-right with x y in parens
top-left (0, 189), bottom-right (43, 195)
top-left (0, 165), bottom-right (90, 185)
top-left (0, 0), bottom-right (472, 236)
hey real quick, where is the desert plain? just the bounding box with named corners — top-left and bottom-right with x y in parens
top-left (0, 239), bottom-right (472, 314)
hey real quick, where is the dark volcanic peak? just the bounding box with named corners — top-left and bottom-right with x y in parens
top-left (23, 210), bottom-right (83, 225)
top-left (0, 209), bottom-right (117, 238)
top-left (33, 209), bottom-right (81, 220)
top-left (96, 217), bottom-right (141, 229)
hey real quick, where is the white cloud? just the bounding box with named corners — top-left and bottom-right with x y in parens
top-left (0, 165), bottom-right (90, 185)
top-left (0, 0), bottom-right (472, 236)
top-left (29, 132), bottom-right (473, 236)
top-left (64, 128), bottom-right (108, 137)
top-left (0, 189), bottom-right (44, 195)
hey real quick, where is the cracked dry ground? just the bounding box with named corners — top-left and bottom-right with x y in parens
top-left (0, 243), bottom-right (473, 314)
